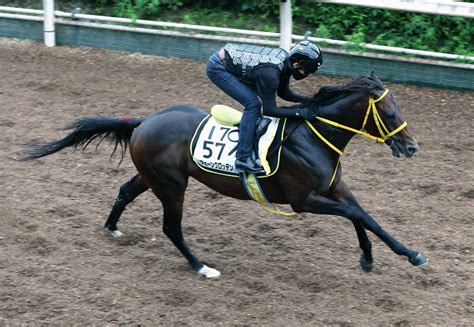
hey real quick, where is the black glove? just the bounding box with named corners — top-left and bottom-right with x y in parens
top-left (295, 107), bottom-right (318, 120)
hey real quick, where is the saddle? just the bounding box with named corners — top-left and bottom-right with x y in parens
top-left (191, 105), bottom-right (286, 177)
top-left (211, 104), bottom-right (272, 156)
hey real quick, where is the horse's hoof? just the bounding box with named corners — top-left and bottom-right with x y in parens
top-left (198, 265), bottom-right (221, 278)
top-left (409, 252), bottom-right (429, 266)
top-left (105, 228), bottom-right (124, 238)
top-left (360, 254), bottom-right (373, 272)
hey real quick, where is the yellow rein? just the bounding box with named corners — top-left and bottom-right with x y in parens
top-left (305, 88), bottom-right (407, 156)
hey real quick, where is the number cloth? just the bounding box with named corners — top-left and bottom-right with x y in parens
top-left (190, 114), bottom-right (286, 177)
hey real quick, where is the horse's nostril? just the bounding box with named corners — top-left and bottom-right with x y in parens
top-left (408, 146), bottom-right (418, 154)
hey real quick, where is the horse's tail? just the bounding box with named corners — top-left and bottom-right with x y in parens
top-left (23, 116), bottom-right (144, 163)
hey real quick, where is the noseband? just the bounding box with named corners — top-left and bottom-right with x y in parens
top-left (306, 89), bottom-right (408, 156)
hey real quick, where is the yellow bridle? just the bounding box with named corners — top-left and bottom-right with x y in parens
top-left (305, 88), bottom-right (408, 156)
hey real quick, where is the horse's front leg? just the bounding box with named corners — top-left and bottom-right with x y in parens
top-left (292, 180), bottom-right (428, 270)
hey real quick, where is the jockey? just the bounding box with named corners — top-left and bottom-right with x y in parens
top-left (207, 40), bottom-right (323, 174)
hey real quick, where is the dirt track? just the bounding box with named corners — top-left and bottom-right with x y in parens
top-left (0, 38), bottom-right (472, 325)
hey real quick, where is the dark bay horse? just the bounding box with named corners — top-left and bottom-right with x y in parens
top-left (25, 72), bottom-right (428, 278)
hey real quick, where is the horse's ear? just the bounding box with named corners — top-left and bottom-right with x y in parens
top-left (370, 70), bottom-right (376, 78)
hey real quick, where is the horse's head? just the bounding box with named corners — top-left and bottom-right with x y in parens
top-left (310, 72), bottom-right (419, 158)
top-left (363, 74), bottom-right (419, 158)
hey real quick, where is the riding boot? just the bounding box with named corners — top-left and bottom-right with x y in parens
top-left (235, 156), bottom-right (264, 174)
top-left (236, 109), bottom-right (264, 173)
top-left (254, 117), bottom-right (272, 160)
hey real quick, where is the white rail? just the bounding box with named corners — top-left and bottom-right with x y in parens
top-left (293, 35), bottom-right (473, 61)
top-left (0, 6), bottom-right (43, 14)
top-left (55, 11), bottom-right (281, 38)
top-left (55, 19), bottom-right (281, 46)
top-left (0, 12), bottom-right (43, 21)
top-left (0, 6), bottom-right (473, 63)
top-left (315, 0), bottom-right (474, 18)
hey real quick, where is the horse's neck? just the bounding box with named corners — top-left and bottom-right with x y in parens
top-left (308, 94), bottom-right (368, 153)
top-left (319, 93), bottom-right (367, 126)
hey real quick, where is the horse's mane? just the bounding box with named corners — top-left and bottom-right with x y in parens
top-left (312, 73), bottom-right (385, 106)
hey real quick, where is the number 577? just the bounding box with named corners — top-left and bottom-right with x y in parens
top-left (202, 141), bottom-right (237, 160)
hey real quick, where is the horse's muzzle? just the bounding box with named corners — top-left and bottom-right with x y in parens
top-left (405, 141), bottom-right (420, 158)
top-left (390, 137), bottom-right (419, 158)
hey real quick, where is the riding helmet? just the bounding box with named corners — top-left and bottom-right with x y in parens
top-left (288, 40), bottom-right (323, 80)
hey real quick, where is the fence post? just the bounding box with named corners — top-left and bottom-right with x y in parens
top-left (279, 0), bottom-right (292, 50)
top-left (43, 0), bottom-right (55, 47)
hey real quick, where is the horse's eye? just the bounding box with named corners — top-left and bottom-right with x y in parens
top-left (386, 113), bottom-right (396, 120)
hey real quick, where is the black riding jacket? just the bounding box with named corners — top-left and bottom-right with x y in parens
top-left (223, 53), bottom-right (310, 118)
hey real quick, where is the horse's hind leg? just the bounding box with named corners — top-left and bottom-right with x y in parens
top-left (104, 174), bottom-right (149, 237)
top-left (159, 195), bottom-right (220, 278)
top-left (144, 168), bottom-right (220, 278)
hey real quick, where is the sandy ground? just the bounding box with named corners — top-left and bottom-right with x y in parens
top-left (0, 38), bottom-right (472, 325)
